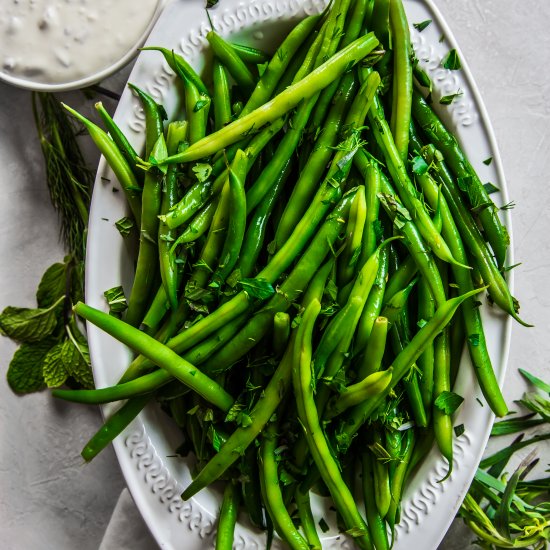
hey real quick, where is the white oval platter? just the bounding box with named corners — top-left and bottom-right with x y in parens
top-left (86, 0), bottom-right (513, 548)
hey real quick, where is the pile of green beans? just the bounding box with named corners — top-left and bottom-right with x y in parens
top-left (59, 1), bottom-right (527, 548)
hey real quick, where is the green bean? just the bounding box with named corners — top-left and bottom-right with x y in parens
top-left (273, 312), bottom-right (291, 358)
top-left (213, 59), bottom-right (232, 131)
top-left (141, 47), bottom-right (210, 97)
top-left (377, 183), bottom-right (445, 307)
top-left (370, 0), bottom-right (392, 80)
top-left (356, 316), bottom-right (388, 379)
top-left (359, 152), bottom-right (382, 267)
top-left (125, 86), bottom-right (166, 327)
top-left (383, 255), bottom-right (418, 304)
top-left (244, 95), bottom-right (318, 214)
top-left (170, 198), bottom-right (218, 249)
top-left (415, 166), bottom-right (508, 416)
top-left (237, 157), bottom-right (291, 278)
top-left (411, 89), bottom-right (509, 268)
top-left (361, 452), bottom-right (390, 550)
top-left (295, 488), bottom-right (321, 550)
top-left (433, 327), bottom-right (453, 475)
top-left (259, 423), bottom-right (310, 550)
top-left (372, 431), bottom-right (392, 519)
top-left (182, 76), bottom-right (210, 145)
top-left (159, 121), bottom-right (188, 310)
top-left (241, 14), bottom-right (321, 117)
top-left (338, 185), bottom-right (367, 287)
top-left (212, 150), bottom-right (247, 285)
top-left (240, 447), bottom-right (264, 529)
top-left (354, 244), bottom-right (389, 354)
top-left (392, 319), bottom-right (428, 428)
top-left (207, 32), bottom-right (257, 96)
top-left (95, 101), bottom-right (141, 182)
top-left (449, 302), bottom-right (466, 387)
top-left (389, 0), bottom-right (412, 161)
top-left (182, 334), bottom-right (296, 500)
top-left (52, 369), bottom-right (169, 404)
top-left (142, 285), bottom-right (171, 335)
top-left (292, 299), bottom-right (372, 550)
top-left (421, 145), bottom-right (529, 328)
top-left (306, 0), bottom-right (369, 132)
top-left (417, 277), bottom-right (435, 414)
top-left (190, 178), bottom-right (231, 286)
top-left (325, 368), bottom-right (393, 419)
top-left (231, 42), bottom-right (270, 65)
top-left (368, 93), bottom-right (465, 268)
top-left (161, 33), bottom-right (380, 165)
top-left (215, 482), bottom-right (240, 550)
top-left (381, 277), bottom-right (418, 326)
top-left (336, 286), bottom-right (485, 452)
top-left (128, 84), bottom-right (165, 155)
top-left (386, 428), bottom-right (415, 534)
top-left (80, 396), bottom-right (150, 462)
top-left (62, 104), bottom-right (141, 225)
top-left (274, 73), bottom-right (357, 249)
top-left (73, 302), bottom-right (234, 412)
top-left (160, 179), bottom-right (212, 230)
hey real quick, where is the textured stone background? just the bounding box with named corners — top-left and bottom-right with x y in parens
top-left (0, 1), bottom-right (549, 548)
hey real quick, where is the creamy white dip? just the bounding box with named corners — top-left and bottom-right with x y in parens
top-left (0, 0), bottom-right (160, 85)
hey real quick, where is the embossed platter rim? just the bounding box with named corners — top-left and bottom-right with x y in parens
top-left (85, 1), bottom-right (512, 548)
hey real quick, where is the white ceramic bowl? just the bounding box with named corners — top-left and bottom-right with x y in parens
top-left (0, 0), bottom-right (166, 92)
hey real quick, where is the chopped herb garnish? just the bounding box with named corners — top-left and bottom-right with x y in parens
top-left (442, 49), bottom-right (461, 70)
top-left (411, 155), bottom-right (429, 175)
top-left (483, 157), bottom-right (493, 166)
top-left (103, 286), bottom-right (128, 315)
top-left (413, 19), bottom-right (432, 32)
top-left (115, 216), bottom-right (135, 237)
top-left (435, 391), bottom-right (464, 415)
top-left (468, 333), bottom-right (480, 347)
top-left (238, 278), bottom-right (275, 301)
top-left (318, 518), bottom-right (330, 533)
top-left (483, 182), bottom-right (499, 195)
top-left (454, 424), bottom-right (465, 437)
top-left (440, 91), bottom-right (463, 105)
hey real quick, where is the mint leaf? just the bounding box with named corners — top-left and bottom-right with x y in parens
top-left (104, 286), bottom-right (128, 315)
top-left (36, 262), bottom-right (67, 308)
top-left (42, 342), bottom-right (68, 388)
top-left (6, 339), bottom-right (56, 393)
top-left (238, 278), bottom-right (275, 300)
top-left (442, 49), bottom-right (461, 70)
top-left (63, 331), bottom-right (94, 389)
top-left (411, 155), bottom-right (429, 175)
top-left (115, 216), bottom-right (135, 237)
top-left (0, 296), bottom-right (64, 343)
top-left (435, 391), bottom-right (464, 415)
top-left (192, 163), bottom-right (212, 183)
top-left (413, 19), bottom-right (432, 32)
